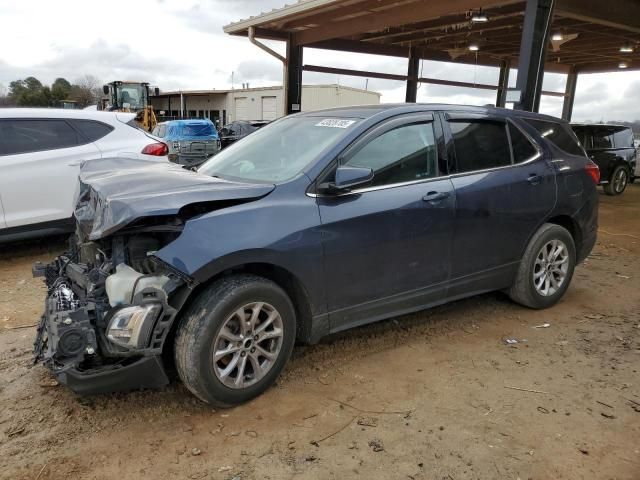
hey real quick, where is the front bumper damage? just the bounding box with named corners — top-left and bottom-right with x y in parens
top-left (33, 253), bottom-right (189, 395)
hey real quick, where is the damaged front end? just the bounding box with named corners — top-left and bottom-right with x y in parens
top-left (32, 158), bottom-right (273, 394)
top-left (33, 231), bottom-right (192, 394)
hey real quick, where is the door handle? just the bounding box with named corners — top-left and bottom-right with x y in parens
top-left (68, 161), bottom-right (82, 166)
top-left (422, 191), bottom-right (450, 203)
top-left (527, 174), bottom-right (543, 185)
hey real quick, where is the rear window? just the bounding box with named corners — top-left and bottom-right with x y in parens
top-left (68, 119), bottom-right (114, 142)
top-left (0, 119), bottom-right (80, 155)
top-left (181, 123), bottom-right (216, 137)
top-left (523, 118), bottom-right (584, 156)
top-left (573, 125), bottom-right (634, 150)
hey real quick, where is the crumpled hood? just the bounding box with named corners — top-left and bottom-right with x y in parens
top-left (74, 157), bottom-right (274, 240)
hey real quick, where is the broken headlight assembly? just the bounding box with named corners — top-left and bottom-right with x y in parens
top-left (106, 303), bottom-right (162, 349)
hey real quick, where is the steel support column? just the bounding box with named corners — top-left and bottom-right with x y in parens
top-left (286, 39), bottom-right (303, 115)
top-left (405, 47), bottom-right (419, 103)
top-left (514, 0), bottom-right (555, 112)
top-left (496, 60), bottom-right (510, 107)
top-left (561, 68), bottom-right (578, 121)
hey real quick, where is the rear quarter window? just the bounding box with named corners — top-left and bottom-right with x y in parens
top-left (523, 118), bottom-right (584, 156)
top-left (68, 119), bottom-right (114, 142)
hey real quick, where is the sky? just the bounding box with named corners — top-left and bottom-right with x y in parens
top-left (1, 0), bottom-right (639, 122)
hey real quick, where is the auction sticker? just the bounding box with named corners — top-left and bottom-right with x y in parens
top-left (315, 119), bottom-right (356, 128)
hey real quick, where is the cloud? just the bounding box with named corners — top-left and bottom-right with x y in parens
top-left (2, 0), bottom-right (640, 121)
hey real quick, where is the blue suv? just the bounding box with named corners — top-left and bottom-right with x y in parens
top-left (34, 104), bottom-right (598, 407)
top-left (152, 119), bottom-right (220, 167)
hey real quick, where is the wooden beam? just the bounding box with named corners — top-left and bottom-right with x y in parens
top-left (556, 0), bottom-right (640, 34)
top-left (292, 0), bottom-right (521, 45)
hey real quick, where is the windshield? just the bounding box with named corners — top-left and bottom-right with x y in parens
top-left (116, 84), bottom-right (146, 110)
top-left (182, 123), bottom-right (216, 137)
top-left (198, 116), bottom-right (360, 183)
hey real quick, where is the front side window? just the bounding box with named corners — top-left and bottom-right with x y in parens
top-left (343, 122), bottom-right (437, 187)
top-left (0, 119), bottom-right (80, 155)
top-left (450, 120), bottom-right (511, 173)
top-left (199, 116), bottom-right (360, 183)
top-left (524, 118), bottom-right (584, 156)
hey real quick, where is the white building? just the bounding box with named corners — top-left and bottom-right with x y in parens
top-left (150, 84), bottom-right (381, 125)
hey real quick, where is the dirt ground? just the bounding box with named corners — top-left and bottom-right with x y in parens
top-left (1, 187), bottom-right (639, 480)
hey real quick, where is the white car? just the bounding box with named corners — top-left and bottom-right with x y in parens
top-left (0, 109), bottom-right (169, 242)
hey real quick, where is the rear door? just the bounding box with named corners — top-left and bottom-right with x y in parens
top-left (443, 112), bottom-right (556, 296)
top-left (0, 118), bottom-right (101, 227)
top-left (317, 113), bottom-right (456, 331)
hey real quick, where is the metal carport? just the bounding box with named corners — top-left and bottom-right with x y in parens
top-left (224, 0), bottom-right (640, 120)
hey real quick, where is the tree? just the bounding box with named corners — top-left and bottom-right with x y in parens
top-left (8, 76), bottom-right (49, 106)
top-left (0, 83), bottom-right (13, 106)
top-left (51, 77), bottom-right (72, 104)
top-left (69, 74), bottom-right (101, 108)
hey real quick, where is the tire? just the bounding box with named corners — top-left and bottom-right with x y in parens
top-left (175, 274), bottom-right (296, 407)
top-left (603, 165), bottom-right (629, 195)
top-left (509, 223), bottom-right (576, 309)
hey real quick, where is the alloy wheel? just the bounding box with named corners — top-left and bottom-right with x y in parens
top-left (533, 239), bottom-right (569, 297)
top-left (614, 168), bottom-right (628, 194)
top-left (212, 302), bottom-right (284, 389)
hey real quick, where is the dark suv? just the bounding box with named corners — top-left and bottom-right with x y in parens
top-left (219, 120), bottom-right (270, 149)
top-left (572, 124), bottom-right (637, 195)
top-left (34, 105), bottom-right (598, 407)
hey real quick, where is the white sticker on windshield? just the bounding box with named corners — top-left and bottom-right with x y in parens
top-left (315, 119), bottom-right (356, 128)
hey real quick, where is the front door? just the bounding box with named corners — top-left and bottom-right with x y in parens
top-left (316, 113), bottom-right (456, 331)
top-left (442, 112), bottom-right (556, 296)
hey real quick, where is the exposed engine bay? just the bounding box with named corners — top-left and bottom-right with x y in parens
top-left (33, 229), bottom-right (193, 394)
top-left (32, 157), bottom-right (274, 394)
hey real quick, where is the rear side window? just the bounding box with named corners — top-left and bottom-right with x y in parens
top-left (509, 123), bottom-right (538, 163)
top-left (450, 120), bottom-right (511, 173)
top-left (344, 122), bottom-right (437, 187)
top-left (68, 119), bottom-right (114, 142)
top-left (524, 119), bottom-right (584, 156)
top-left (613, 127), bottom-right (634, 148)
top-left (0, 119), bottom-right (80, 155)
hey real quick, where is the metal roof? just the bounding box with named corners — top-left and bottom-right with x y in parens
top-left (224, 0), bottom-right (640, 73)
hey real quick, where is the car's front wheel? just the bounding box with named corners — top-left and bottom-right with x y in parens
top-left (603, 165), bottom-right (629, 195)
top-left (175, 274), bottom-right (296, 407)
top-left (509, 223), bottom-right (576, 309)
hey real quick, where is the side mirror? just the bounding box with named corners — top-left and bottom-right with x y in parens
top-left (331, 165), bottom-right (374, 191)
top-left (103, 85), bottom-right (109, 95)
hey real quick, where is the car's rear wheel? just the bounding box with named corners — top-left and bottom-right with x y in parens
top-left (509, 223), bottom-right (576, 309)
top-left (603, 165), bottom-right (629, 195)
top-left (175, 274), bottom-right (296, 407)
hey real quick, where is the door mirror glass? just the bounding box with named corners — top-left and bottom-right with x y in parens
top-left (333, 165), bottom-right (374, 190)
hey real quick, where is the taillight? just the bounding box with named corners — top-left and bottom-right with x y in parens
top-left (141, 142), bottom-right (168, 156)
top-left (585, 161), bottom-right (600, 184)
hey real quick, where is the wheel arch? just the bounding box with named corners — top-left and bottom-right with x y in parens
top-left (545, 214), bottom-right (582, 254)
top-left (164, 262), bottom-right (316, 362)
